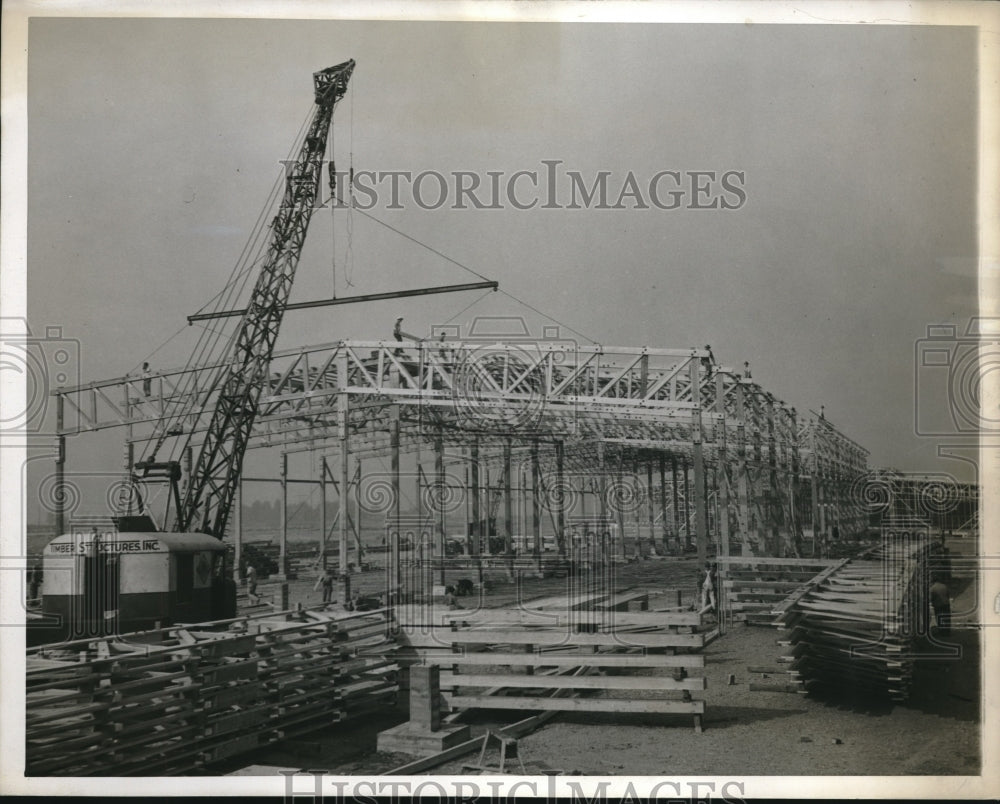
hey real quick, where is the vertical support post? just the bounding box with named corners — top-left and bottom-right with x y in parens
top-left (471, 439), bottom-right (480, 557)
top-left (598, 441), bottom-right (608, 550)
top-left (671, 457), bottom-right (680, 552)
top-left (55, 396), bottom-right (65, 536)
top-left (690, 358), bottom-right (707, 566)
top-left (788, 408), bottom-right (800, 556)
top-left (659, 453), bottom-right (669, 553)
top-left (279, 452), bottom-right (288, 579)
top-left (766, 397), bottom-right (780, 556)
top-left (556, 440), bottom-right (566, 558)
top-left (812, 423), bottom-right (824, 558)
top-left (464, 454), bottom-right (472, 558)
top-left (122, 381), bottom-right (131, 503)
top-left (122, 382), bottom-right (135, 518)
top-left (337, 350), bottom-right (351, 604)
top-left (532, 442), bottom-right (541, 569)
top-left (410, 665), bottom-right (442, 732)
top-left (123, 443), bottom-right (134, 512)
top-left (390, 407), bottom-right (401, 600)
top-left (503, 439), bottom-right (513, 578)
top-left (616, 455), bottom-right (627, 561)
top-left (435, 435), bottom-right (445, 587)
top-left (484, 466), bottom-right (492, 557)
top-left (818, 468), bottom-right (827, 558)
top-left (647, 458), bottom-right (656, 554)
top-left (693, 452), bottom-right (707, 565)
top-left (683, 463), bottom-right (691, 548)
top-left (517, 468), bottom-right (535, 555)
top-left (752, 420), bottom-right (764, 553)
top-left (716, 372), bottom-right (730, 559)
top-left (320, 457), bottom-right (327, 569)
top-left (736, 382), bottom-right (751, 556)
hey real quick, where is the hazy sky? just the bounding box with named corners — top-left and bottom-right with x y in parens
top-left (26, 18), bottom-right (979, 489)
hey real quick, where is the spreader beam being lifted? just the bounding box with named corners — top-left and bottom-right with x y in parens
top-left (187, 280), bottom-right (498, 323)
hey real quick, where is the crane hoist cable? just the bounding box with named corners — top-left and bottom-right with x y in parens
top-left (139, 106), bottom-right (317, 468)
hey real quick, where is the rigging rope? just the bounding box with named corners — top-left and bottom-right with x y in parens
top-left (137, 102), bottom-right (317, 469)
top-left (351, 208), bottom-right (596, 344)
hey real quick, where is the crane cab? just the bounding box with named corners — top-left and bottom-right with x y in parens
top-left (40, 530), bottom-right (233, 642)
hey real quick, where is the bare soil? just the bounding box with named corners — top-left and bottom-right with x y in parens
top-left (212, 548), bottom-right (981, 777)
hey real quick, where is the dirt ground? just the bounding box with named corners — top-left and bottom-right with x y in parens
top-left (214, 545), bottom-right (982, 777)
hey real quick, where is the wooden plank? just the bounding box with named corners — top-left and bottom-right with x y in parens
top-left (398, 628), bottom-right (706, 649)
top-left (724, 580), bottom-right (810, 590)
top-left (771, 557), bottom-right (851, 615)
top-left (442, 695), bottom-right (705, 714)
top-left (403, 650), bottom-right (705, 668)
top-left (440, 672), bottom-right (705, 691)
top-left (729, 591), bottom-right (789, 601)
top-left (592, 591), bottom-right (650, 611)
top-left (438, 610), bottom-right (703, 627)
top-left (716, 557), bottom-right (838, 567)
top-left (747, 666), bottom-right (800, 675)
top-left (519, 591), bottom-right (613, 610)
top-left (749, 682), bottom-right (805, 693)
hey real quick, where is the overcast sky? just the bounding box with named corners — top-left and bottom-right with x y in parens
top-left (25, 18), bottom-right (979, 493)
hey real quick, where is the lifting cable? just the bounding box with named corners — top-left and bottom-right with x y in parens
top-left (352, 207), bottom-right (596, 344)
top-left (139, 103), bottom-right (316, 466)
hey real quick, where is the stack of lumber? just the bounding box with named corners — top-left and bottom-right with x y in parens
top-left (776, 539), bottom-right (936, 700)
top-left (395, 588), bottom-right (714, 731)
top-left (717, 557), bottom-right (844, 627)
top-left (26, 606), bottom-right (397, 776)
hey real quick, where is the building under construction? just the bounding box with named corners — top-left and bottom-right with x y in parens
top-left (24, 57), bottom-right (980, 778)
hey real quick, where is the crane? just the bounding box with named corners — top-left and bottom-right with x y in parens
top-left (136, 60), bottom-right (356, 541)
top-left (39, 58), bottom-right (493, 638)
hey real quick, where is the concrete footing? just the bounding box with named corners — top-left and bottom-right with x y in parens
top-left (376, 664), bottom-right (470, 756)
top-left (376, 722), bottom-right (471, 756)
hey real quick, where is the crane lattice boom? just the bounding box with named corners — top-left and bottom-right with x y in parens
top-left (176, 59), bottom-right (355, 537)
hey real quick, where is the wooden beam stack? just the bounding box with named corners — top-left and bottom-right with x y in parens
top-left (776, 539), bottom-right (937, 700)
top-left (716, 556), bottom-right (844, 627)
top-left (26, 606), bottom-right (397, 776)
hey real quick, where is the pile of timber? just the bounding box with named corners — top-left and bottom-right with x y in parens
top-left (395, 588), bottom-right (714, 731)
top-left (776, 538), bottom-right (937, 701)
top-left (25, 606), bottom-right (397, 776)
top-left (717, 556), bottom-right (847, 627)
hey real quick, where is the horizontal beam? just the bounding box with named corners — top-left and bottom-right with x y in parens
top-left (397, 627), bottom-right (710, 649)
top-left (187, 281), bottom-right (499, 323)
top-left (437, 610), bottom-right (703, 627)
top-left (440, 672), bottom-right (706, 691)
top-left (441, 694), bottom-right (705, 714)
top-left (398, 650), bottom-right (705, 668)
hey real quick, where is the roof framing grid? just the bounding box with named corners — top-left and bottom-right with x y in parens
top-left (51, 339), bottom-right (870, 559)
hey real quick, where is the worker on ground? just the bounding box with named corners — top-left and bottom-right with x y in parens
top-left (246, 564), bottom-right (259, 605)
top-left (314, 567), bottom-right (335, 604)
top-left (929, 574), bottom-right (951, 635)
top-left (700, 561), bottom-right (717, 616)
top-left (28, 563), bottom-right (42, 603)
